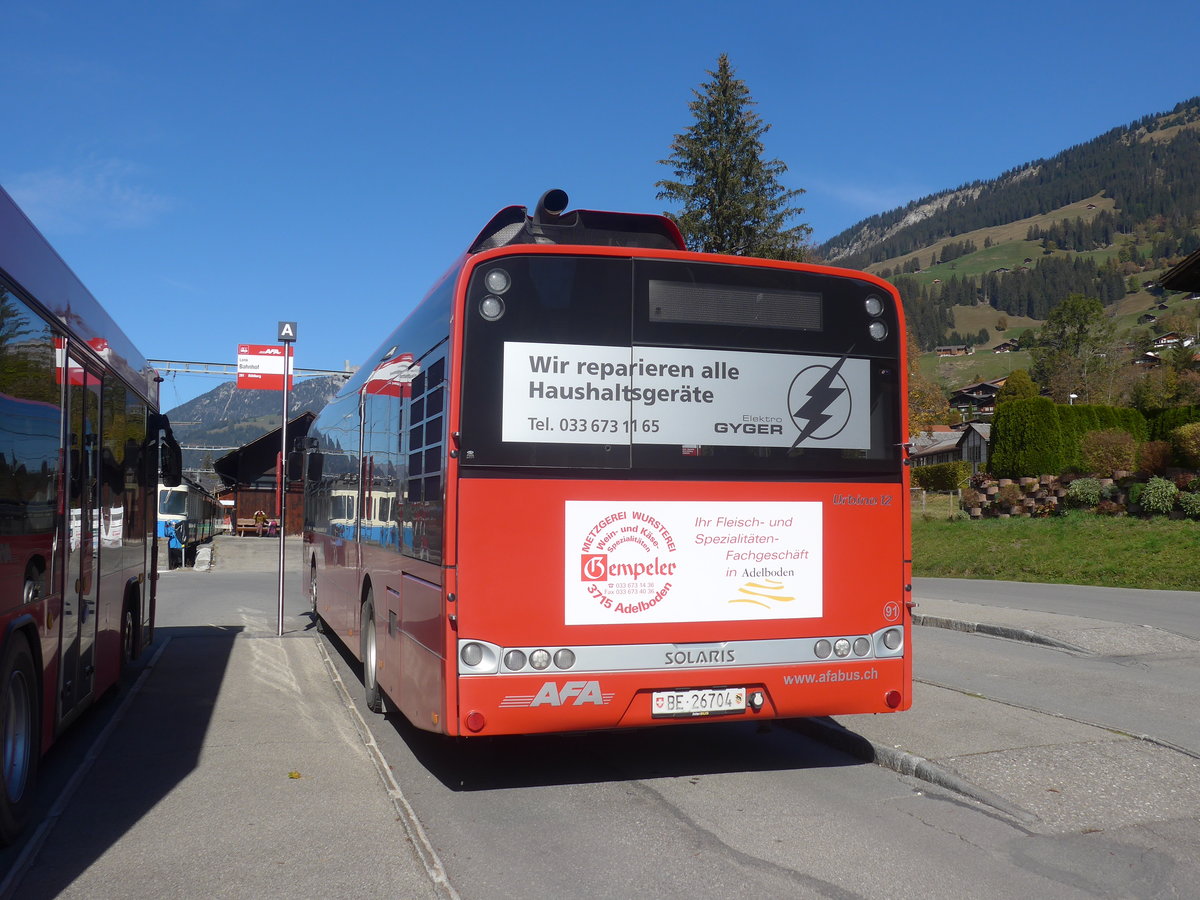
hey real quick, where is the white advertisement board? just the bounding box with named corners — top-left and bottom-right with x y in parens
top-left (565, 500), bottom-right (822, 625)
top-left (503, 341), bottom-right (869, 450)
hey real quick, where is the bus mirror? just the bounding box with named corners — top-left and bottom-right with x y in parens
top-left (161, 439), bottom-right (183, 487)
top-left (287, 450), bottom-right (304, 482)
top-left (306, 452), bottom-right (324, 483)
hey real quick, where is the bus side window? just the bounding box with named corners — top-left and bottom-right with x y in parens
top-left (403, 357), bottom-right (446, 563)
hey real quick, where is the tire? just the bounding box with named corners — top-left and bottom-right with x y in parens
top-left (309, 562), bottom-right (324, 634)
top-left (1, 634), bottom-right (40, 846)
top-left (121, 589), bottom-right (140, 667)
top-left (360, 593), bottom-right (384, 714)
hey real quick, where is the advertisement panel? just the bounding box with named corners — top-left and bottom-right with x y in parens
top-left (502, 341), bottom-right (870, 450)
top-left (565, 500), bottom-right (822, 625)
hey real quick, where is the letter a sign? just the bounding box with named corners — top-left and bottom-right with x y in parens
top-left (278, 321), bottom-right (298, 343)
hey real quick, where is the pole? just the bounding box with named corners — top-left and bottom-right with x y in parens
top-left (277, 343), bottom-right (290, 636)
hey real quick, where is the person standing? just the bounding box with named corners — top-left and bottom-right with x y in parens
top-left (165, 521), bottom-right (184, 570)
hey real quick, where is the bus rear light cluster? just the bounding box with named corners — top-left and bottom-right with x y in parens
top-left (813, 627), bottom-right (905, 661)
top-left (479, 267), bottom-right (511, 321)
top-left (864, 293), bottom-right (888, 341)
top-left (504, 646), bottom-right (576, 672)
top-left (459, 639), bottom-right (578, 674)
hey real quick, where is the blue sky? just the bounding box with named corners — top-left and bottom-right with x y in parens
top-left (4, 0), bottom-right (1198, 410)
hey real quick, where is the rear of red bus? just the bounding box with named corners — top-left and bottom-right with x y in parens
top-left (446, 241), bottom-right (911, 737)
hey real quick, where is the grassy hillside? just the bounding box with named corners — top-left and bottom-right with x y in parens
top-left (865, 194), bottom-right (1116, 280)
top-left (919, 348), bottom-right (1034, 389)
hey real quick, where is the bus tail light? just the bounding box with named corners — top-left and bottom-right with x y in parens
top-left (460, 642), bottom-right (485, 666)
top-left (479, 295), bottom-right (505, 321)
top-left (458, 640), bottom-right (501, 673)
top-left (885, 691), bottom-right (902, 709)
top-left (465, 711), bottom-right (486, 733)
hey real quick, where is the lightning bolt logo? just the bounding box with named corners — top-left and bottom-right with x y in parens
top-left (789, 357), bottom-right (850, 448)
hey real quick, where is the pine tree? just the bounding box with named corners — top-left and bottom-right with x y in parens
top-left (656, 54), bottom-right (810, 260)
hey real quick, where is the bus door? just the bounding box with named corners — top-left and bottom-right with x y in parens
top-left (60, 353), bottom-right (103, 718)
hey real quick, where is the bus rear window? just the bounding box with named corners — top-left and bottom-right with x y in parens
top-left (458, 255), bottom-right (902, 479)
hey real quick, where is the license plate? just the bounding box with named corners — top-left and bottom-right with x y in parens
top-left (651, 687), bottom-right (746, 718)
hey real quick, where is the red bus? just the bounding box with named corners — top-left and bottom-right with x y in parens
top-left (303, 190), bottom-right (911, 737)
top-left (0, 185), bottom-right (181, 843)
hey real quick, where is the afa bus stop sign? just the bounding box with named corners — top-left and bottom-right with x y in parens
top-left (236, 344), bottom-right (293, 390)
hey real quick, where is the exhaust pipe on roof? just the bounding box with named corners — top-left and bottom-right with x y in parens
top-left (533, 189), bottom-right (568, 226)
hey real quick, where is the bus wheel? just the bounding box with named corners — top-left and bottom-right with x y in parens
top-left (309, 562), bottom-right (324, 634)
top-left (121, 594), bottom-right (139, 667)
top-left (22, 566), bottom-right (43, 606)
top-left (0, 634), bottom-right (40, 846)
top-left (360, 593), bottom-right (384, 714)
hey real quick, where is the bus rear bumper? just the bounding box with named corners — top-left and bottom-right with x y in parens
top-left (453, 658), bottom-right (909, 736)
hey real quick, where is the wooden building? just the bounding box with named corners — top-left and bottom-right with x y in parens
top-left (214, 412), bottom-right (315, 535)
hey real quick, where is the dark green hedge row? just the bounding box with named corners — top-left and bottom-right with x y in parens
top-left (989, 400), bottom-right (1149, 479)
top-left (1145, 406), bottom-right (1200, 441)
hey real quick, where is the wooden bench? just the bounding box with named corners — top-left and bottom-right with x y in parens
top-left (235, 518), bottom-right (259, 537)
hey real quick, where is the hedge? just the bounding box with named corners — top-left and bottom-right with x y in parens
top-left (989, 397), bottom-right (1065, 478)
top-left (1146, 405), bottom-right (1200, 441)
top-left (990, 400), bottom-right (1149, 477)
top-left (911, 461), bottom-right (972, 491)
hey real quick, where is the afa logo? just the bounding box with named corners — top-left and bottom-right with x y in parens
top-left (500, 681), bottom-right (615, 708)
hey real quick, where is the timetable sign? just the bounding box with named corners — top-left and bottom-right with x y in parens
top-left (236, 344), bottom-right (294, 391)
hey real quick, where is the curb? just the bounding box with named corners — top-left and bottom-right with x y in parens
top-left (913, 613), bottom-right (1090, 654)
top-left (789, 716), bottom-right (1040, 827)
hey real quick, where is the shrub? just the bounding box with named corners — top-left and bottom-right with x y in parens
top-left (1170, 422), bottom-right (1200, 469)
top-left (995, 483), bottom-right (1024, 507)
top-left (1140, 476), bottom-right (1179, 515)
top-left (960, 487), bottom-right (983, 509)
top-left (1066, 477), bottom-right (1103, 508)
top-left (1080, 430), bottom-right (1137, 477)
top-left (1137, 441), bottom-right (1172, 476)
top-left (912, 461), bottom-right (971, 491)
top-left (1172, 472), bottom-right (1198, 491)
top-left (1127, 482), bottom-right (1145, 507)
top-left (1178, 492), bottom-right (1200, 520)
top-left (1095, 499), bottom-right (1127, 516)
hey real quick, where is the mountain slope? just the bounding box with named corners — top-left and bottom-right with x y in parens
top-left (165, 374), bottom-right (349, 476)
top-left (821, 97), bottom-right (1200, 271)
top-left (815, 98), bottom-right (1200, 353)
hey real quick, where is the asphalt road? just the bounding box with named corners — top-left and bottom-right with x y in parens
top-left (3, 542), bottom-right (1197, 898)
